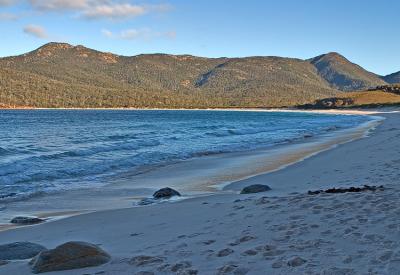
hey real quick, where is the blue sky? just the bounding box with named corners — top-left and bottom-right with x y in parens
top-left (0, 0), bottom-right (399, 75)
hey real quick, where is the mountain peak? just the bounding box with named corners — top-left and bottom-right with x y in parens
top-left (23, 42), bottom-right (119, 64)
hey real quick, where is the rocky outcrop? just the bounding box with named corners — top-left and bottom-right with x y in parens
top-left (30, 241), bottom-right (110, 273)
top-left (240, 184), bottom-right (271, 194)
top-left (153, 187), bottom-right (181, 199)
top-left (300, 97), bottom-right (355, 109)
top-left (0, 242), bottom-right (46, 260)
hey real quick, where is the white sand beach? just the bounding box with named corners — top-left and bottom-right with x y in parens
top-left (1, 109), bottom-right (400, 274)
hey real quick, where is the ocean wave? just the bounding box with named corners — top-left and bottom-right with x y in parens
top-left (0, 110), bottom-right (372, 201)
top-left (0, 147), bottom-right (12, 156)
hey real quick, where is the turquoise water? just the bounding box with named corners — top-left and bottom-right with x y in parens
top-left (0, 110), bottom-right (371, 201)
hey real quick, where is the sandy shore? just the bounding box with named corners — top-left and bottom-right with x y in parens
top-left (0, 109), bottom-right (382, 225)
top-left (1, 110), bottom-right (400, 274)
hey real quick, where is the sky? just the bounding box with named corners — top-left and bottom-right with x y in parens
top-left (0, 0), bottom-right (399, 75)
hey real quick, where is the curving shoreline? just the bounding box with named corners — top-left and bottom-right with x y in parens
top-left (1, 110), bottom-right (400, 273)
top-left (0, 109), bottom-right (382, 226)
top-left (0, 109), bottom-right (400, 274)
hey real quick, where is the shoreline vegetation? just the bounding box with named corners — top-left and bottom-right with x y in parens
top-left (1, 110), bottom-right (400, 273)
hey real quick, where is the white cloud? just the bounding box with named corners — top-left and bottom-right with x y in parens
top-left (23, 24), bottom-right (48, 38)
top-left (28, 0), bottom-right (89, 10)
top-left (101, 28), bottom-right (113, 38)
top-left (102, 28), bottom-right (176, 40)
top-left (0, 0), bottom-right (16, 6)
top-left (26, 1), bottom-right (172, 20)
top-left (0, 12), bottom-right (19, 20)
top-left (83, 3), bottom-right (146, 20)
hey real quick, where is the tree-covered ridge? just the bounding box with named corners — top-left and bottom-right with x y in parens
top-left (0, 43), bottom-right (398, 108)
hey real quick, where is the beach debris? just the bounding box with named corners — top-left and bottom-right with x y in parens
top-left (129, 255), bottom-right (165, 266)
top-left (0, 242), bottom-right (47, 260)
top-left (30, 241), bottom-right (110, 273)
top-left (308, 185), bottom-right (384, 195)
top-left (287, 256), bottom-right (307, 267)
top-left (240, 184), bottom-right (271, 194)
top-left (10, 216), bottom-right (44, 225)
top-left (153, 187), bottom-right (181, 199)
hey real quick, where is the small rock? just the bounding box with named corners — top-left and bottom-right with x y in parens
top-left (0, 242), bottom-right (46, 260)
top-left (31, 241), bottom-right (110, 273)
top-left (240, 184), bottom-right (271, 194)
top-left (10, 216), bottom-right (44, 225)
top-left (135, 272), bottom-right (155, 275)
top-left (129, 255), bottom-right (164, 266)
top-left (153, 187), bottom-right (181, 199)
top-left (217, 248), bottom-right (234, 257)
top-left (287, 256), bottom-right (307, 267)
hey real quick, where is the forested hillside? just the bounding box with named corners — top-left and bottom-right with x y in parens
top-left (0, 43), bottom-right (398, 108)
top-left (0, 43), bottom-right (337, 108)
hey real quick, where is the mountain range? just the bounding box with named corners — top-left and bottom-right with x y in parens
top-left (0, 43), bottom-right (398, 108)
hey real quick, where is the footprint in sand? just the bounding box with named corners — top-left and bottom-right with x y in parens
top-left (241, 249), bottom-right (258, 256)
top-left (229, 235), bottom-right (256, 246)
top-left (216, 264), bottom-right (249, 275)
top-left (217, 248), bottom-right (235, 257)
top-left (129, 255), bottom-right (165, 266)
top-left (201, 240), bottom-right (216, 245)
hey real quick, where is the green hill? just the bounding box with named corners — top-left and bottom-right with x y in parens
top-left (0, 43), bottom-right (338, 108)
top-left (1, 43), bottom-right (398, 108)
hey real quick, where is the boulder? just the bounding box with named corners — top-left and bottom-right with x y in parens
top-left (240, 184), bottom-right (271, 194)
top-left (31, 241), bottom-right (110, 273)
top-left (0, 242), bottom-right (46, 260)
top-left (153, 187), bottom-right (181, 199)
top-left (10, 216), bottom-right (44, 225)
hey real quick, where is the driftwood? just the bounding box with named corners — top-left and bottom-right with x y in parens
top-left (308, 185), bottom-right (384, 195)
